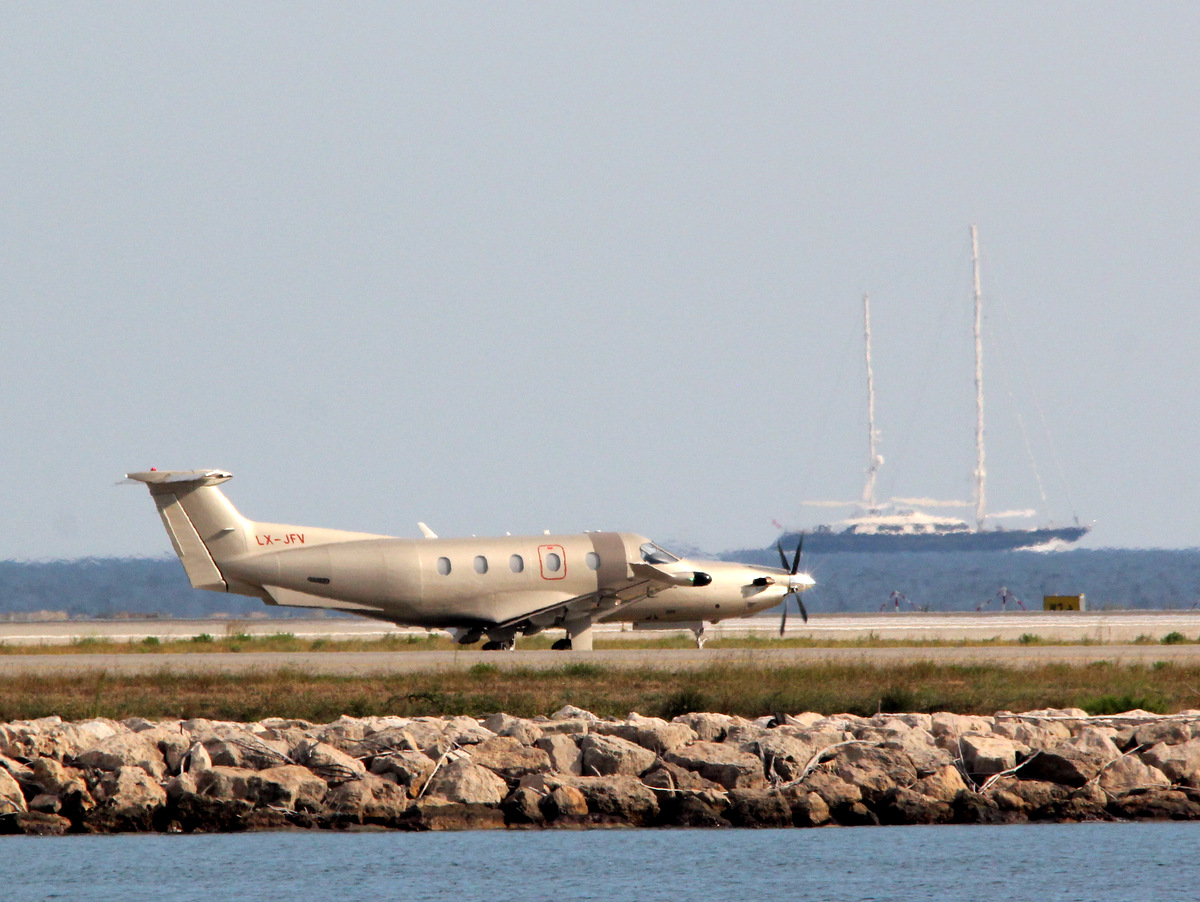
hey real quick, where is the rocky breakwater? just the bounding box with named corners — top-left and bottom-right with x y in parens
top-left (3, 706), bottom-right (1200, 834)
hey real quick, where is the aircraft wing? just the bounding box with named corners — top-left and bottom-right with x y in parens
top-left (629, 562), bottom-right (702, 586)
top-left (261, 585), bottom-right (390, 616)
top-left (494, 578), bottom-right (658, 632)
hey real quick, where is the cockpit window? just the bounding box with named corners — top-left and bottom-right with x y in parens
top-left (640, 542), bottom-right (680, 564)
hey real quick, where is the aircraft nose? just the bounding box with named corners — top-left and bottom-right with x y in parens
top-left (788, 572), bottom-right (816, 592)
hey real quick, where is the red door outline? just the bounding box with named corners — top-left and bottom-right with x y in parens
top-left (538, 544), bottom-right (566, 580)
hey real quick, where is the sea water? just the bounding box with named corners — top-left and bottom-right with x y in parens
top-left (5, 550), bottom-right (1200, 619)
top-left (6, 823), bottom-right (1196, 902)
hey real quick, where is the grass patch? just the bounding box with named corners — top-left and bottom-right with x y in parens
top-left (7, 629), bottom-right (1197, 658)
top-left (1083, 693), bottom-right (1169, 716)
top-left (3, 661), bottom-right (1200, 722)
top-left (560, 662), bottom-right (605, 679)
top-left (69, 636), bottom-right (111, 649)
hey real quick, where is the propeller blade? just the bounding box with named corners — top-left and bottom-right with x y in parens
top-left (790, 533), bottom-right (804, 575)
top-left (779, 594), bottom-right (789, 636)
top-left (797, 594), bottom-right (809, 624)
top-left (776, 540), bottom-right (790, 571)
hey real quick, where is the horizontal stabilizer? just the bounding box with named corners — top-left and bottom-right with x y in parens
top-left (125, 469), bottom-right (233, 486)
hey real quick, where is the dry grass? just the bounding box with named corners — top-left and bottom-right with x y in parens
top-left (1, 660), bottom-right (1195, 724)
top-left (3, 630), bottom-right (1196, 656)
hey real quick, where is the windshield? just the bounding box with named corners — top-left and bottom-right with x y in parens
top-left (640, 542), bottom-right (681, 565)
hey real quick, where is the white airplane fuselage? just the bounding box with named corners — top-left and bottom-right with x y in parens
top-left (127, 469), bottom-right (813, 649)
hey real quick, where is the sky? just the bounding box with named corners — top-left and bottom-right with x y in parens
top-left (3, 2), bottom-right (1199, 560)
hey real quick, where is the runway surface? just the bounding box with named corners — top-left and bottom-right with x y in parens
top-left (2, 644), bottom-right (1200, 676)
top-left (1, 612), bottom-right (1199, 675)
top-left (1, 610), bottom-right (1198, 644)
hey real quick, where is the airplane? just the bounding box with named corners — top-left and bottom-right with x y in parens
top-left (125, 468), bottom-right (815, 650)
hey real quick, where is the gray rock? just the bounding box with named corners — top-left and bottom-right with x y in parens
top-left (441, 716), bottom-right (497, 748)
top-left (1107, 788), bottom-right (1200, 820)
top-left (930, 713), bottom-right (995, 749)
top-left (425, 757), bottom-right (509, 806)
top-left (911, 764), bottom-right (970, 802)
top-left (164, 772), bottom-right (198, 801)
top-left (28, 793), bottom-right (62, 814)
top-left (31, 757), bottom-right (88, 794)
top-left (204, 735), bottom-right (291, 770)
top-left (137, 725), bottom-right (193, 775)
top-left (294, 739), bottom-right (367, 783)
top-left (0, 811), bottom-right (72, 835)
top-left (671, 712), bottom-right (736, 742)
top-left (195, 765), bottom-right (257, 802)
top-left (747, 733), bottom-right (820, 782)
top-left (76, 732), bottom-right (168, 780)
top-left (595, 715), bottom-right (697, 756)
top-left (1133, 720), bottom-right (1192, 748)
top-left (880, 734), bottom-right (952, 777)
top-left (1021, 741), bottom-right (1112, 787)
top-left (500, 785), bottom-right (546, 825)
top-left (833, 744), bottom-right (919, 804)
top-left (246, 765), bottom-right (329, 811)
top-left (312, 716), bottom-right (369, 751)
top-left (666, 741), bottom-right (765, 790)
top-left (92, 765), bottom-right (167, 829)
top-left (0, 753), bottom-right (35, 785)
top-left (482, 714), bottom-right (544, 746)
top-left (183, 741), bottom-right (213, 774)
top-left (727, 788), bottom-right (792, 827)
top-left (550, 705), bottom-right (601, 722)
top-left (535, 734), bottom-right (583, 776)
top-left (959, 734), bottom-right (1026, 779)
top-left (544, 784), bottom-right (589, 820)
top-left (401, 797), bottom-right (507, 830)
top-left (369, 751), bottom-right (436, 797)
top-left (323, 774), bottom-right (411, 823)
top-left (1142, 739), bottom-right (1200, 786)
top-left (469, 736), bottom-right (552, 783)
top-left (580, 733), bottom-right (657, 777)
top-left (879, 786), bottom-right (954, 825)
top-left (1099, 755), bottom-right (1172, 794)
top-left (0, 767), bottom-right (27, 814)
top-left (783, 787), bottom-right (831, 826)
top-left (555, 775), bottom-right (660, 825)
top-left (642, 761), bottom-right (725, 794)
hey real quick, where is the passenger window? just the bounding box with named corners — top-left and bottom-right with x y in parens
top-left (510, 554), bottom-right (524, 573)
top-left (544, 552), bottom-right (562, 572)
top-left (474, 555), bottom-right (488, 574)
top-left (585, 552), bottom-right (601, 570)
top-left (437, 556), bottom-right (451, 576)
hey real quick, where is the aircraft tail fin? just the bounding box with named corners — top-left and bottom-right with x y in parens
top-left (125, 469), bottom-right (251, 592)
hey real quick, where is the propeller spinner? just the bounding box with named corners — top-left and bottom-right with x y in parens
top-left (776, 536), bottom-right (812, 635)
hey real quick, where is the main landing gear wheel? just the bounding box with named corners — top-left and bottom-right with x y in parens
top-left (481, 639), bottom-right (515, 651)
top-left (551, 638), bottom-right (572, 651)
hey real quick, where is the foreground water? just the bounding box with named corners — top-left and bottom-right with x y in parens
top-left (7, 822), bottom-right (1194, 902)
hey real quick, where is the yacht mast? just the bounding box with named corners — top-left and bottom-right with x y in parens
top-left (861, 292), bottom-right (882, 510)
top-left (971, 224), bottom-right (987, 530)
